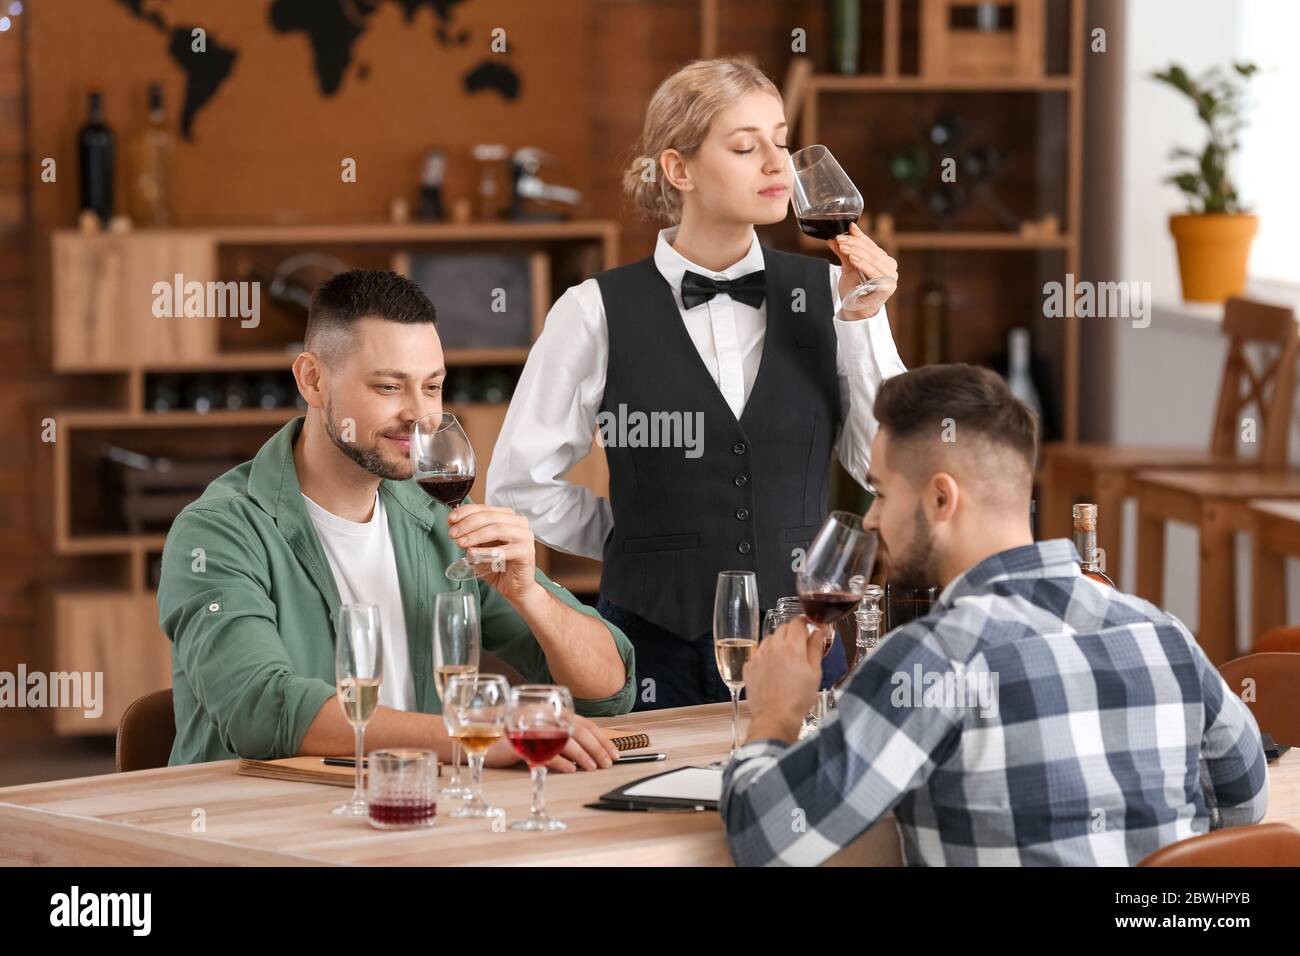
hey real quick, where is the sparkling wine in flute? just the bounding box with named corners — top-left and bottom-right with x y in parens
top-left (714, 637), bottom-right (757, 688)
top-left (434, 663), bottom-right (476, 699)
top-left (337, 675), bottom-right (381, 723)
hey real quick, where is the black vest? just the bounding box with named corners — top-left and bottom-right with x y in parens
top-left (594, 245), bottom-right (842, 639)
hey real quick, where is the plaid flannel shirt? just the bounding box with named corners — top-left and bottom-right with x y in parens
top-left (721, 540), bottom-right (1268, 866)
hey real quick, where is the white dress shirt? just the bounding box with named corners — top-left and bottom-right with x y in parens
top-left (487, 225), bottom-right (908, 560)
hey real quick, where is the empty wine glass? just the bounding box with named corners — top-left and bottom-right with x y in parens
top-left (789, 144), bottom-right (897, 312)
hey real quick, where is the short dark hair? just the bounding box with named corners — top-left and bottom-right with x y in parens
top-left (873, 363), bottom-right (1039, 478)
top-left (305, 269), bottom-right (437, 367)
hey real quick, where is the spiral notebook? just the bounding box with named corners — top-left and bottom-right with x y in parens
top-left (602, 727), bottom-right (651, 751)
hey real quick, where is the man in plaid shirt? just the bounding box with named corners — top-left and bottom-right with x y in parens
top-left (722, 364), bottom-right (1268, 866)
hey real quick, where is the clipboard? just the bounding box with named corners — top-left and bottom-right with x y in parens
top-left (597, 765), bottom-right (722, 812)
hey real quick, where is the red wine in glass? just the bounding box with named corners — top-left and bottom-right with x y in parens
top-left (368, 798), bottom-right (437, 827)
top-left (799, 589), bottom-right (861, 626)
top-left (796, 212), bottom-right (857, 241)
top-left (508, 729), bottom-right (571, 766)
top-left (417, 473), bottom-right (474, 508)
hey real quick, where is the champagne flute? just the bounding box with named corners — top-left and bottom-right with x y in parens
top-left (442, 674), bottom-right (509, 819)
top-left (713, 570), bottom-right (759, 765)
top-left (333, 603), bottom-right (384, 817)
top-left (411, 411), bottom-right (503, 581)
top-left (797, 512), bottom-right (879, 723)
top-left (506, 685), bottom-right (574, 832)
top-left (789, 144), bottom-right (897, 312)
top-left (433, 591), bottom-right (481, 801)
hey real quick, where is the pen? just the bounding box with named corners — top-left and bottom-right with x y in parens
top-left (614, 752), bottom-right (667, 764)
top-left (322, 757), bottom-right (366, 768)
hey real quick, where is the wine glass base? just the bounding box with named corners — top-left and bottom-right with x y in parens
top-left (331, 798), bottom-right (368, 817)
top-left (510, 817), bottom-right (566, 832)
top-left (444, 559), bottom-right (478, 582)
top-left (842, 276), bottom-right (898, 313)
top-left (450, 804), bottom-right (503, 819)
top-left (440, 783), bottom-right (472, 799)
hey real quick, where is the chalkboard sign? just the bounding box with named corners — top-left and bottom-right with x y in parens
top-left (409, 254), bottom-right (534, 349)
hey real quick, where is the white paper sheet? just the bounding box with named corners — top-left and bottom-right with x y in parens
top-left (621, 766), bottom-right (723, 802)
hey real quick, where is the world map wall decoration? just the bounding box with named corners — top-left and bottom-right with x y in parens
top-left (115, 0), bottom-right (522, 141)
top-left (29, 0), bottom-right (583, 226)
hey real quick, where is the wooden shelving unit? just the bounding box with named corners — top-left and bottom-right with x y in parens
top-left (704, 0), bottom-right (1085, 445)
top-left (45, 220), bottom-right (617, 735)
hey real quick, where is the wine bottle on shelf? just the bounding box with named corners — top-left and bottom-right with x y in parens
top-left (830, 0), bottom-right (860, 75)
top-left (1072, 503), bottom-right (1115, 587)
top-left (128, 82), bottom-right (175, 227)
top-left (419, 149), bottom-right (446, 220)
top-left (1006, 328), bottom-right (1042, 420)
top-left (78, 89), bottom-right (115, 224)
top-left (915, 252), bottom-right (949, 366)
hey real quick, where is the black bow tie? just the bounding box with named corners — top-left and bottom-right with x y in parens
top-left (679, 269), bottom-right (767, 310)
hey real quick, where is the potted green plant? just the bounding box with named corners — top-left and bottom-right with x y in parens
top-left (1152, 61), bottom-right (1258, 303)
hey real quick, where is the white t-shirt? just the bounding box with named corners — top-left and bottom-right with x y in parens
top-left (302, 490), bottom-right (416, 711)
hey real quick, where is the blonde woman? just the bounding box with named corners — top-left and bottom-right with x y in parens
top-left (487, 57), bottom-right (906, 711)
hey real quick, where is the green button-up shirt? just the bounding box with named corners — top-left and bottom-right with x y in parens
top-left (158, 416), bottom-right (635, 765)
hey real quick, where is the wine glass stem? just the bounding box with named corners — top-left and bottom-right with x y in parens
top-left (450, 740), bottom-right (463, 786)
top-left (730, 687), bottom-right (741, 757)
top-left (352, 724), bottom-right (365, 804)
top-left (818, 689), bottom-right (829, 723)
top-left (468, 752), bottom-right (485, 805)
top-left (529, 764), bottom-right (548, 821)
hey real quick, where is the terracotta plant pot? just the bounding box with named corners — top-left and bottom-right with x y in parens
top-left (1168, 213), bottom-right (1258, 303)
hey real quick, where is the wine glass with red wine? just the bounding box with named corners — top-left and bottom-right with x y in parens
top-left (789, 145), bottom-right (897, 312)
top-left (796, 511), bottom-right (879, 723)
top-left (506, 684), bottom-right (574, 832)
top-left (411, 412), bottom-right (501, 581)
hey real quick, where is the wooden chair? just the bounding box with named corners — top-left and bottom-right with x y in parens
top-left (1249, 500), bottom-right (1300, 640)
top-left (1217, 652), bottom-right (1300, 747)
top-left (1139, 823), bottom-right (1300, 866)
top-left (1041, 297), bottom-right (1299, 581)
top-left (115, 687), bottom-right (176, 772)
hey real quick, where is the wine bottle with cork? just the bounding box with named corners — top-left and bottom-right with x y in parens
top-left (1072, 503), bottom-right (1114, 587)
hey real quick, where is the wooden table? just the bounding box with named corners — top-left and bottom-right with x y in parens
top-left (6, 703), bottom-right (1297, 867)
top-left (0, 702), bottom-right (902, 867)
top-left (1250, 498), bottom-right (1300, 637)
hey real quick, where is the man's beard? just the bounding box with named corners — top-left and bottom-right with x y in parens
top-left (885, 502), bottom-right (939, 589)
top-left (323, 400), bottom-right (409, 481)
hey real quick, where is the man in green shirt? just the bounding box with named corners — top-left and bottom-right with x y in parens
top-left (158, 269), bottom-right (635, 768)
